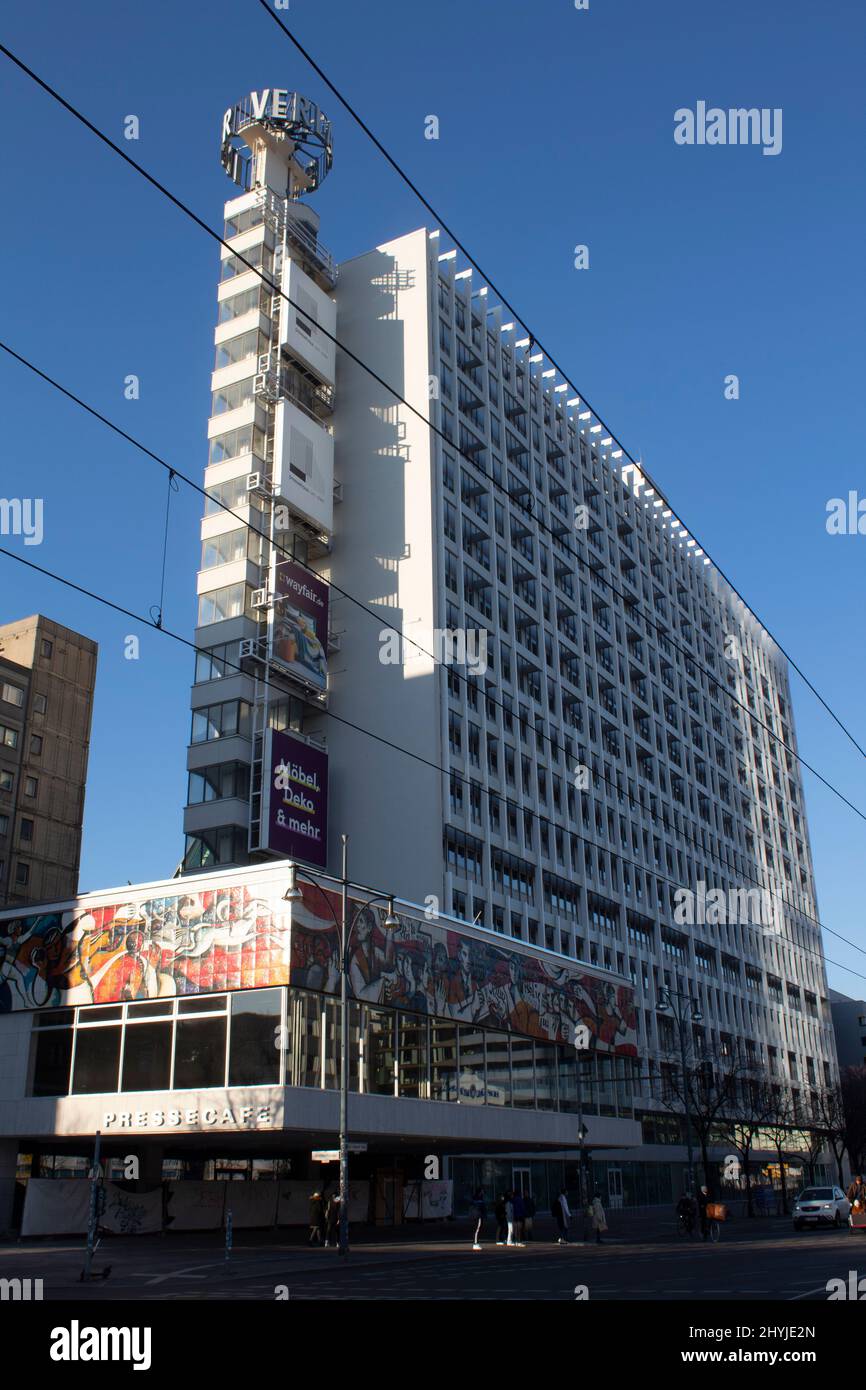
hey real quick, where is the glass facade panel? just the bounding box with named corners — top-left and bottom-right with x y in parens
top-left (398, 1014), bottom-right (429, 1098)
top-left (72, 1026), bottom-right (122, 1094)
top-left (173, 1017), bottom-right (226, 1090)
top-left (431, 1021), bottom-right (458, 1101)
top-left (458, 1026), bottom-right (486, 1105)
top-left (511, 1036), bottom-right (536, 1108)
top-left (535, 1042), bottom-right (559, 1111)
top-left (229, 988), bottom-right (281, 1087)
top-left (323, 999), bottom-right (361, 1091)
top-left (485, 1031), bottom-right (511, 1106)
top-left (292, 991), bottom-right (322, 1088)
top-left (366, 1008), bottom-right (395, 1096)
top-left (32, 1027), bottom-right (72, 1096)
top-left (121, 1022), bottom-right (172, 1092)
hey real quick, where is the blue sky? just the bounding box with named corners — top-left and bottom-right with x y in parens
top-left (0, 0), bottom-right (863, 991)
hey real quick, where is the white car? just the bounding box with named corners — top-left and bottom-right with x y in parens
top-left (792, 1186), bottom-right (851, 1230)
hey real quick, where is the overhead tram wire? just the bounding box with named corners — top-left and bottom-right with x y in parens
top-left (1, 336), bottom-right (863, 952)
top-left (0, 45), bottom-right (860, 834)
top-left (255, 1), bottom-right (866, 764)
top-left (3, 43), bottom-right (861, 822)
top-left (1, 538), bottom-right (865, 990)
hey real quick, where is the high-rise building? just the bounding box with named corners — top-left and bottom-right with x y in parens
top-left (0, 616), bottom-right (96, 907)
top-left (828, 990), bottom-right (866, 1071)
top-left (179, 87), bottom-right (837, 1196)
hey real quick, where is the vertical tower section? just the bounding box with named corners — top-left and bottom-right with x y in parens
top-left (184, 90), bottom-right (336, 874)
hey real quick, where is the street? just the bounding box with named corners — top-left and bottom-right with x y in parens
top-left (2, 1218), bottom-right (862, 1301)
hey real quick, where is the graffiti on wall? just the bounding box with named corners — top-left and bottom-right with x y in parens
top-left (0, 886), bottom-right (289, 1012)
top-left (290, 885), bottom-right (637, 1055)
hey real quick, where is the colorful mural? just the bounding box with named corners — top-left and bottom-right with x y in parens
top-left (290, 885), bottom-right (638, 1056)
top-left (0, 886), bottom-right (289, 1013)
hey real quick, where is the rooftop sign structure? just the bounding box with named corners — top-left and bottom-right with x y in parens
top-left (220, 88), bottom-right (333, 197)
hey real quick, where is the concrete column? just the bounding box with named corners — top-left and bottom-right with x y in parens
top-left (0, 1140), bottom-right (19, 1234)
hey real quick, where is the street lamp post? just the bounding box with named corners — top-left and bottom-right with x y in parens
top-left (573, 1023), bottom-right (590, 1241)
top-left (285, 836), bottom-right (398, 1257)
top-left (658, 986), bottom-right (703, 1196)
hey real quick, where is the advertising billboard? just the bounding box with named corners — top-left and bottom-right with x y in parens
top-left (264, 728), bottom-right (328, 868)
top-left (271, 558), bottom-right (329, 692)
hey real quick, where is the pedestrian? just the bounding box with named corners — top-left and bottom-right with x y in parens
top-left (505, 1190), bottom-right (516, 1246)
top-left (589, 1192), bottom-right (608, 1244)
top-left (470, 1187), bottom-right (486, 1251)
top-left (553, 1186), bottom-right (571, 1244)
top-left (324, 1190), bottom-right (341, 1247)
top-left (523, 1191), bottom-right (536, 1242)
top-left (308, 1191), bottom-right (326, 1246)
top-left (512, 1189), bottom-right (526, 1246)
top-left (697, 1185), bottom-right (710, 1241)
top-left (847, 1174), bottom-right (865, 1213)
top-left (494, 1192), bottom-right (508, 1245)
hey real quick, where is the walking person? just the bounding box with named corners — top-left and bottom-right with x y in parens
top-left (847, 1174), bottom-right (865, 1212)
top-left (553, 1186), bottom-right (571, 1244)
top-left (523, 1191), bottom-right (536, 1242)
top-left (308, 1191), bottom-right (326, 1246)
top-left (512, 1189), bottom-right (526, 1246)
top-left (697, 1185), bottom-right (710, 1241)
top-left (505, 1190), bottom-right (516, 1246)
top-left (470, 1187), bottom-right (486, 1251)
top-left (324, 1190), bottom-right (341, 1248)
top-left (589, 1192), bottom-right (608, 1244)
top-left (494, 1192), bottom-right (508, 1245)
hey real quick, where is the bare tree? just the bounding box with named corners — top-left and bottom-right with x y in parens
top-left (658, 1036), bottom-right (747, 1197)
top-left (809, 1085), bottom-right (848, 1187)
top-left (720, 1072), bottom-right (776, 1217)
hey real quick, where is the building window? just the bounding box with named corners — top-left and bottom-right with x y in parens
top-left (121, 1021), bottom-right (172, 1091)
top-left (0, 725), bottom-right (19, 750)
top-left (33, 694), bottom-right (47, 715)
top-left (72, 1026), bottom-right (122, 1094)
top-left (19, 818), bottom-right (33, 843)
top-left (1, 682), bottom-right (24, 708)
top-left (15, 862), bottom-right (29, 887)
top-left (24, 777), bottom-right (37, 797)
top-left (0, 814), bottom-right (8, 836)
top-left (30, 735), bottom-right (43, 756)
top-left (40, 639), bottom-right (53, 659)
top-left (0, 770), bottom-right (12, 792)
top-left (228, 988), bottom-right (281, 1086)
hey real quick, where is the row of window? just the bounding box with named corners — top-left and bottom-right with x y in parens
top-left (30, 987), bottom-right (638, 1118)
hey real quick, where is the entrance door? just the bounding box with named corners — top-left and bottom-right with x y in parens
top-left (512, 1165), bottom-right (531, 1197)
top-left (608, 1167), bottom-right (624, 1209)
